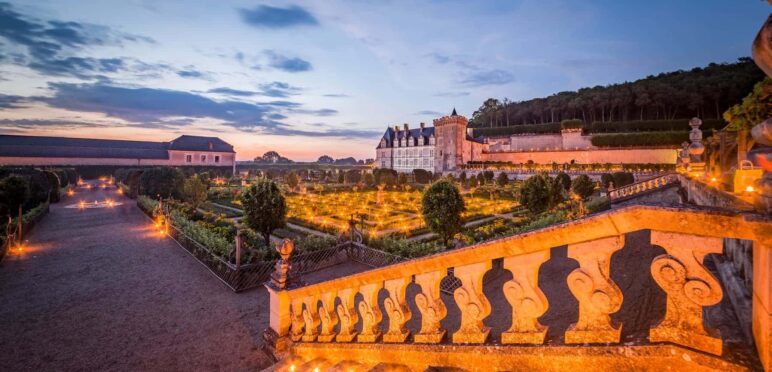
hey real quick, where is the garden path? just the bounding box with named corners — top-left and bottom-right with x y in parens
top-left (0, 185), bottom-right (274, 371)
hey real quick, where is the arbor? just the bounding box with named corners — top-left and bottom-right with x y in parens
top-left (0, 176), bottom-right (30, 217)
top-left (556, 172), bottom-right (571, 192)
top-left (139, 167), bottom-right (185, 199)
top-left (496, 172), bottom-right (509, 187)
top-left (241, 178), bottom-right (287, 245)
top-left (571, 175), bottom-right (595, 200)
top-left (183, 175), bottom-right (208, 210)
top-left (421, 180), bottom-right (465, 247)
top-left (285, 171), bottom-right (300, 190)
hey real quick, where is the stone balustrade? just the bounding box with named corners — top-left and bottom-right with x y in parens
top-left (265, 205), bottom-right (771, 370)
top-left (608, 172), bottom-right (679, 202)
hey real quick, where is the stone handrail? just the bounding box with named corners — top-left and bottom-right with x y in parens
top-left (608, 172), bottom-right (679, 202)
top-left (266, 204), bottom-right (771, 369)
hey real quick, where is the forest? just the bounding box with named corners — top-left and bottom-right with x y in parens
top-left (469, 57), bottom-right (764, 128)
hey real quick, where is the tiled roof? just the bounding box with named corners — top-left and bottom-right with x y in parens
top-left (0, 134), bottom-right (234, 159)
top-left (377, 126), bottom-right (435, 148)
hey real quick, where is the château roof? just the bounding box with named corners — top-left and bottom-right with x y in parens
top-left (168, 135), bottom-right (234, 152)
top-left (377, 126), bottom-right (435, 149)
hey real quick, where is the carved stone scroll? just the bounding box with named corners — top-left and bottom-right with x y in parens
top-left (650, 231), bottom-right (724, 355)
top-left (383, 277), bottom-right (412, 343)
top-left (566, 236), bottom-right (624, 344)
top-left (317, 291), bottom-right (338, 342)
top-left (452, 261), bottom-right (492, 344)
top-left (289, 297), bottom-right (305, 342)
top-left (357, 282), bottom-right (383, 342)
top-left (335, 288), bottom-right (358, 342)
top-left (301, 295), bottom-right (320, 342)
top-left (501, 251), bottom-right (550, 344)
top-left (414, 271), bottom-right (447, 343)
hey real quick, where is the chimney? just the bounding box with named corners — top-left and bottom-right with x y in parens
top-left (420, 122), bottom-right (425, 130)
top-left (404, 123), bottom-right (409, 132)
top-left (394, 125), bottom-right (400, 133)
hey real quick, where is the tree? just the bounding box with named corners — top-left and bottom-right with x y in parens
top-left (519, 174), bottom-right (551, 214)
top-left (571, 175), bottom-right (595, 200)
top-left (0, 176), bottom-right (30, 218)
top-left (285, 171), bottom-right (300, 190)
top-left (723, 77), bottom-right (771, 131)
top-left (483, 171), bottom-right (495, 183)
top-left (397, 173), bottom-right (408, 187)
top-left (600, 173), bottom-right (614, 189)
top-left (459, 171), bottom-right (467, 183)
top-left (496, 172), bottom-right (509, 187)
top-left (184, 175), bottom-right (208, 210)
top-left (363, 172), bottom-right (375, 186)
top-left (412, 169), bottom-right (432, 184)
top-left (344, 170), bottom-right (361, 184)
top-left (375, 169), bottom-right (397, 186)
top-left (241, 178), bottom-right (286, 245)
top-left (476, 173), bottom-right (485, 185)
top-left (139, 167), bottom-right (185, 199)
top-left (255, 151), bottom-right (293, 164)
top-left (421, 180), bottom-right (465, 247)
top-left (337, 172), bottom-right (344, 184)
top-left (317, 155), bottom-right (334, 164)
top-left (611, 172), bottom-right (635, 188)
top-left (556, 172), bottom-right (571, 192)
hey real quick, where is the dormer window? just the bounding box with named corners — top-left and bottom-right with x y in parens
top-left (201, 155), bottom-right (207, 162)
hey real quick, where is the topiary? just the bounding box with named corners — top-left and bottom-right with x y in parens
top-left (421, 180), bottom-right (465, 248)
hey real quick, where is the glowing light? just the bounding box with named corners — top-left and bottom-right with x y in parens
top-left (710, 177), bottom-right (717, 183)
top-left (117, 188), bottom-right (124, 195)
top-left (67, 189), bottom-right (75, 197)
top-left (289, 365), bottom-right (296, 372)
top-left (745, 185), bottom-right (755, 193)
top-left (78, 201), bottom-right (86, 210)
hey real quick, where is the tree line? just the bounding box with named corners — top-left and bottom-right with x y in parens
top-left (470, 57), bottom-right (764, 128)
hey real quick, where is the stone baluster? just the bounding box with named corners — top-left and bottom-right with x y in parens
top-left (357, 282), bottom-right (383, 342)
top-left (414, 271), bottom-right (448, 343)
top-left (452, 262), bottom-right (492, 343)
top-left (289, 297), bottom-right (305, 342)
top-left (502, 251), bottom-right (550, 344)
top-left (301, 295), bottom-right (320, 342)
top-left (650, 231), bottom-right (724, 355)
top-left (317, 291), bottom-right (338, 342)
top-left (566, 236), bottom-right (624, 344)
top-left (383, 277), bottom-right (412, 342)
top-left (335, 288), bottom-right (358, 342)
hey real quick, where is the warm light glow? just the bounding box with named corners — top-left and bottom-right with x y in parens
top-left (745, 185), bottom-right (755, 193)
top-left (289, 365), bottom-right (296, 372)
top-left (78, 201), bottom-right (85, 209)
top-left (710, 177), bottom-right (717, 183)
top-left (117, 188), bottom-right (124, 195)
top-left (67, 189), bottom-right (75, 196)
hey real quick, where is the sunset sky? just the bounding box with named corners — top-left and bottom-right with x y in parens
top-left (0, 0), bottom-right (767, 161)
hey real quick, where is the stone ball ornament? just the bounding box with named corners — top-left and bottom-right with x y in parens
top-left (688, 141), bottom-right (705, 156)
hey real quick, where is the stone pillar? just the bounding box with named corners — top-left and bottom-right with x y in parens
top-left (688, 117), bottom-right (706, 175)
top-left (261, 239), bottom-right (295, 361)
top-left (753, 238), bottom-right (772, 371)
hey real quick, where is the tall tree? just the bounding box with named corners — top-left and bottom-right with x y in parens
top-left (421, 180), bottom-right (465, 247)
top-left (241, 178), bottom-right (287, 245)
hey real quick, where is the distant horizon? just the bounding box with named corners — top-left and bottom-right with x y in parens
top-left (0, 1), bottom-right (766, 161)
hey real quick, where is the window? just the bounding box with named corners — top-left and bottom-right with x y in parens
top-left (214, 155), bottom-right (220, 163)
top-left (185, 154), bottom-right (192, 163)
top-left (201, 155), bottom-right (207, 162)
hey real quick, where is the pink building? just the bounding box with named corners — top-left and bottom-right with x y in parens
top-left (0, 134), bottom-right (236, 173)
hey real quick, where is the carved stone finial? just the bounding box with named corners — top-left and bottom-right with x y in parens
top-left (650, 231), bottom-right (724, 355)
top-left (270, 239), bottom-right (295, 289)
top-left (277, 239), bottom-right (294, 260)
top-left (566, 236), bottom-right (624, 344)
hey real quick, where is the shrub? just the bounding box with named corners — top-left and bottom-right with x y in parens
top-left (0, 176), bottom-right (30, 218)
top-left (363, 172), bottom-right (375, 186)
top-left (586, 196), bottom-right (611, 214)
top-left (369, 236), bottom-right (440, 258)
top-left (241, 178), bottom-right (286, 245)
top-left (590, 130), bottom-right (714, 147)
top-left (555, 172), bottom-right (571, 192)
top-left (483, 171), bottom-right (495, 183)
top-left (519, 174), bottom-right (551, 214)
top-left (571, 175), bottom-right (595, 200)
top-left (139, 167), bottom-right (185, 199)
top-left (560, 119), bottom-right (584, 130)
top-left (471, 122), bottom-right (561, 136)
top-left (285, 171), bottom-right (300, 189)
top-left (184, 175), bottom-right (208, 210)
top-left (611, 172), bottom-right (635, 188)
top-left (375, 168), bottom-right (397, 186)
top-left (458, 171), bottom-right (467, 183)
top-left (588, 119), bottom-right (725, 133)
top-left (413, 169), bottom-right (432, 184)
top-left (496, 172), bottom-right (509, 187)
top-left (421, 180), bottom-right (465, 247)
top-left (600, 173), bottom-right (614, 189)
top-left (137, 195), bottom-right (159, 214)
top-left (397, 173), bottom-right (408, 186)
top-left (295, 235), bottom-right (337, 253)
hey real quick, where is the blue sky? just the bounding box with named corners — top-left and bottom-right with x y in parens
top-left (0, 0), bottom-right (767, 161)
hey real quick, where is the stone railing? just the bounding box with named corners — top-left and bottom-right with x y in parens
top-left (608, 173), bottom-right (679, 202)
top-left (264, 205), bottom-right (771, 370)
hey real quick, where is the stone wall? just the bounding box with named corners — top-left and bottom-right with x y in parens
top-left (0, 153), bottom-right (235, 168)
top-left (481, 148), bottom-right (678, 165)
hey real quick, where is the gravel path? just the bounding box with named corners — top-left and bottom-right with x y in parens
top-left (0, 186), bottom-right (273, 371)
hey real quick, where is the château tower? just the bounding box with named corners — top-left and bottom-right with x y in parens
top-left (433, 108), bottom-right (468, 173)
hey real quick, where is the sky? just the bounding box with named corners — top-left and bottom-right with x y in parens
top-left (0, 0), bottom-right (767, 161)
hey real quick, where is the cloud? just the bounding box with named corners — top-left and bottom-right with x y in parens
top-left (176, 68), bottom-right (209, 79)
top-left (239, 5), bottom-right (319, 29)
top-left (257, 81), bottom-right (301, 98)
top-left (0, 93), bottom-right (27, 108)
top-left (41, 82), bottom-right (282, 129)
top-left (414, 110), bottom-right (444, 116)
top-left (0, 118), bottom-right (107, 129)
top-left (323, 93), bottom-right (350, 98)
top-left (290, 108), bottom-right (338, 116)
top-left (207, 87), bottom-right (258, 97)
top-left (459, 69), bottom-right (515, 87)
top-left (264, 50), bottom-right (312, 72)
top-left (0, 2), bottom-right (153, 78)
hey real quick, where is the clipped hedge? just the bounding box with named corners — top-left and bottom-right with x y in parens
top-left (560, 119), bottom-right (584, 129)
top-left (588, 119), bottom-right (725, 133)
top-left (590, 130), bottom-right (714, 147)
top-left (471, 122), bottom-right (561, 137)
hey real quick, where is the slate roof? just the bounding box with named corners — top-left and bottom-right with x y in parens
top-left (377, 126), bottom-right (435, 148)
top-left (168, 135), bottom-right (234, 152)
top-left (0, 134), bottom-right (234, 159)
